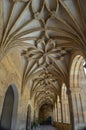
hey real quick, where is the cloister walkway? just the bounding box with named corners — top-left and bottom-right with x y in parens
top-left (36, 125), bottom-right (57, 130)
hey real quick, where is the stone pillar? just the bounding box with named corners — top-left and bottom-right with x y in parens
top-left (58, 97), bottom-right (61, 122)
top-left (55, 103), bottom-right (57, 122)
top-left (67, 89), bottom-right (74, 130)
top-left (59, 98), bottom-right (63, 123)
top-left (56, 100), bottom-right (58, 122)
top-left (66, 102), bottom-right (70, 123)
top-left (53, 106), bottom-right (55, 122)
top-left (64, 94), bottom-right (70, 123)
top-left (73, 88), bottom-right (85, 124)
top-left (79, 94), bottom-right (85, 122)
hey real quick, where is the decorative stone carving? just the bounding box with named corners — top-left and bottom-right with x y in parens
top-left (22, 37), bottom-right (71, 65)
top-left (1, 0), bottom-right (86, 106)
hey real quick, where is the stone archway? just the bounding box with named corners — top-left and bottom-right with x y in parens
top-left (39, 104), bottom-right (53, 125)
top-left (26, 105), bottom-right (31, 130)
top-left (0, 84), bottom-right (18, 130)
top-left (70, 55), bottom-right (86, 129)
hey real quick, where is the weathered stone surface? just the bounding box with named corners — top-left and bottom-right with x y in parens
top-left (0, 1), bottom-right (86, 130)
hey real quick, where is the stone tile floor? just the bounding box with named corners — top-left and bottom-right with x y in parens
top-left (35, 125), bottom-right (57, 130)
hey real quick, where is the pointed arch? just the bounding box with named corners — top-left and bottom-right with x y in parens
top-left (1, 84), bottom-right (18, 130)
top-left (70, 55), bottom-right (86, 129)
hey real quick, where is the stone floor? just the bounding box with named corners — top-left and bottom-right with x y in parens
top-left (35, 125), bottom-right (57, 130)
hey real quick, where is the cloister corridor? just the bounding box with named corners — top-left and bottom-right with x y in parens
top-left (0, 0), bottom-right (86, 130)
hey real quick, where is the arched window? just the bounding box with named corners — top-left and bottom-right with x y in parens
top-left (1, 84), bottom-right (18, 130)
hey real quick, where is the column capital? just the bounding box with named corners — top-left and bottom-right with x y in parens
top-left (69, 87), bottom-right (81, 94)
top-left (66, 87), bottom-right (81, 95)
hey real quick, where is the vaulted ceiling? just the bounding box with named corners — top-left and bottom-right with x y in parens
top-left (0, 0), bottom-right (86, 107)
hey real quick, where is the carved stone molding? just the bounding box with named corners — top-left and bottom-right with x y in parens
top-left (1, 0), bottom-right (86, 106)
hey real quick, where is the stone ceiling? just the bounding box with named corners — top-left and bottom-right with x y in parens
top-left (0, 0), bottom-right (86, 107)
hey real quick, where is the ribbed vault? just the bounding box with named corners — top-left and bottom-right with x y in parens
top-left (0, 0), bottom-right (86, 108)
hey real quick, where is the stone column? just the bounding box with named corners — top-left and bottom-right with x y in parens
top-left (58, 98), bottom-right (61, 122)
top-left (55, 103), bottom-right (57, 122)
top-left (59, 98), bottom-right (63, 123)
top-left (79, 94), bottom-right (85, 122)
top-left (53, 106), bottom-right (56, 122)
top-left (67, 89), bottom-right (74, 130)
top-left (56, 100), bottom-right (58, 122)
top-left (74, 89), bottom-right (85, 123)
top-left (64, 95), bottom-right (69, 123)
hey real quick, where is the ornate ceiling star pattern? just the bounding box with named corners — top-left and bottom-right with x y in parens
top-left (0, 0), bottom-right (86, 106)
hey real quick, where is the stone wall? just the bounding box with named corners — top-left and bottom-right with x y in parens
top-left (0, 48), bottom-right (35, 130)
